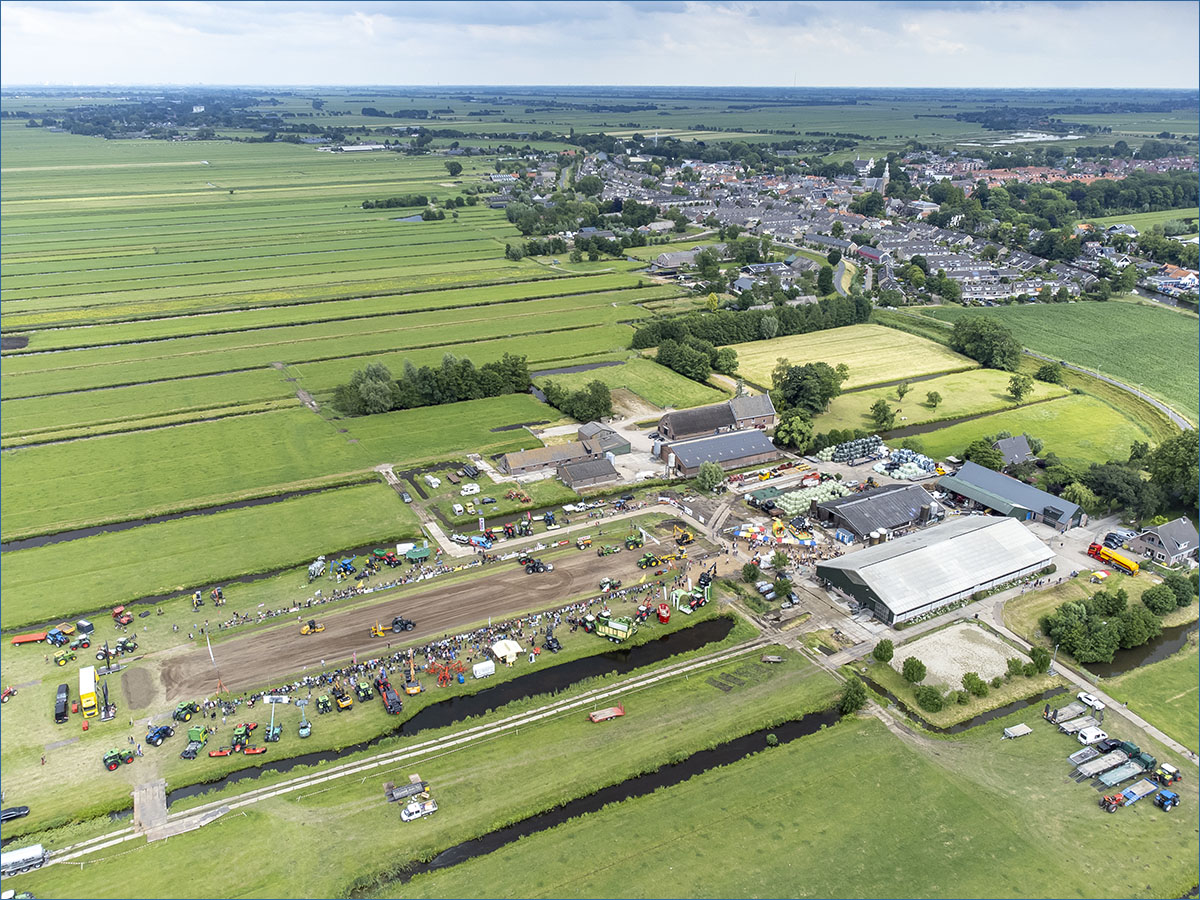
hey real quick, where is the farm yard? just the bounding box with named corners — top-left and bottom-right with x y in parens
top-left (922, 302), bottom-right (1200, 423)
top-left (730, 324), bottom-right (977, 390)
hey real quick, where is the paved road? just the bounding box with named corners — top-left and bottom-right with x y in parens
top-left (834, 259), bottom-right (848, 296)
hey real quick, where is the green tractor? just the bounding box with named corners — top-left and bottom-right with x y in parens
top-left (102, 748), bottom-right (135, 771)
top-left (354, 681), bottom-right (374, 702)
top-left (54, 648), bottom-right (77, 667)
top-left (625, 532), bottom-right (644, 550)
top-left (316, 695), bottom-right (332, 714)
top-left (636, 553), bottom-right (661, 569)
top-left (173, 700), bottom-right (202, 722)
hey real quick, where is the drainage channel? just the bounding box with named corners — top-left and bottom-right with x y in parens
top-left (355, 706), bottom-right (841, 893)
top-left (862, 677), bottom-right (1068, 735)
top-left (1087, 621), bottom-right (1199, 678)
top-left (0, 484), bottom-right (367, 554)
top-left (882, 396), bottom-right (1061, 440)
top-left (163, 616), bottom-right (735, 808)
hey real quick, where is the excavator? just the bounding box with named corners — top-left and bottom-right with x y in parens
top-left (404, 649), bottom-right (423, 696)
top-left (673, 524), bottom-right (695, 546)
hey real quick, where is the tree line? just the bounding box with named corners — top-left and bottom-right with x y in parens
top-left (332, 354), bottom-right (531, 417)
top-left (539, 379), bottom-right (613, 422)
top-left (631, 295), bottom-right (871, 350)
top-left (655, 338), bottom-right (738, 384)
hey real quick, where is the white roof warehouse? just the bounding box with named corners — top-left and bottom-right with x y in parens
top-left (815, 516), bottom-right (1054, 625)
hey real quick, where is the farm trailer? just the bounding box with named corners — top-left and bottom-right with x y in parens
top-left (1068, 746), bottom-right (1101, 766)
top-left (1099, 753), bottom-right (1157, 788)
top-left (1076, 751), bottom-right (1129, 779)
top-left (1057, 715), bottom-right (1099, 735)
top-left (1045, 701), bottom-right (1086, 724)
top-left (1117, 779), bottom-right (1160, 807)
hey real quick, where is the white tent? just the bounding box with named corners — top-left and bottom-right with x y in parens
top-left (491, 639), bottom-right (523, 664)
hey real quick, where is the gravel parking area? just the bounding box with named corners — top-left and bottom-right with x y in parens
top-left (892, 621), bottom-right (1015, 688)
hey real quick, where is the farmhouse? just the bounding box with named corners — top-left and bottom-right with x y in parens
top-left (660, 430), bottom-right (782, 477)
top-left (1127, 517), bottom-right (1199, 567)
top-left (810, 483), bottom-right (944, 542)
top-left (992, 434), bottom-right (1035, 467)
top-left (558, 458), bottom-right (621, 489)
top-left (577, 422), bottom-right (631, 455)
top-left (938, 461), bottom-right (1083, 531)
top-left (816, 516), bottom-right (1055, 625)
top-left (498, 442), bottom-right (597, 476)
top-left (657, 395), bottom-right (776, 441)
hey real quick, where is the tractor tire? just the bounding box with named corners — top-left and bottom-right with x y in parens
top-left (182, 711), bottom-right (192, 721)
top-left (57, 658), bottom-right (66, 666)
top-left (123, 752), bottom-right (135, 764)
top-left (107, 761), bottom-right (119, 771)
top-left (96, 652), bottom-right (107, 661)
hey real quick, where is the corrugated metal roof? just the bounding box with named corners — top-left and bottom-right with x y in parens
top-left (559, 458), bottom-right (619, 484)
top-left (817, 484), bottom-right (941, 537)
top-left (940, 461), bottom-right (1080, 524)
top-left (817, 516), bottom-right (1054, 616)
top-left (668, 430), bottom-right (780, 468)
top-left (660, 403), bottom-right (736, 437)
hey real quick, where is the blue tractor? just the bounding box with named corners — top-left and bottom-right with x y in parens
top-left (335, 558), bottom-right (357, 576)
top-left (543, 511), bottom-right (556, 526)
top-left (1155, 790), bottom-right (1180, 812)
top-left (146, 725), bottom-right (175, 747)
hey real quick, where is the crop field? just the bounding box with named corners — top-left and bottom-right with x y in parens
top-left (395, 714), bottom-right (1199, 900)
top-left (922, 302), bottom-right (1200, 423)
top-left (730, 323), bottom-right (977, 390)
top-left (1088, 207), bottom-right (1200, 231)
top-left (533, 356), bottom-right (727, 410)
top-left (816, 368), bottom-right (1070, 432)
top-left (0, 482), bottom-right (422, 629)
top-left (911, 393), bottom-right (1155, 465)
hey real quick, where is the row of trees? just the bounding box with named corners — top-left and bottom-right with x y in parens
top-left (631, 295), bottom-right (871, 350)
top-left (655, 338), bottom-right (738, 384)
top-left (1040, 578), bottom-right (1195, 665)
top-left (332, 354), bottom-right (531, 417)
top-left (540, 379), bottom-right (613, 422)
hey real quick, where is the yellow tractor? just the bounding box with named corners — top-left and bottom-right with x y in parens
top-left (300, 620), bottom-right (325, 636)
top-left (370, 621), bottom-right (387, 638)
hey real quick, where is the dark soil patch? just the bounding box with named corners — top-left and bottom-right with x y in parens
top-left (121, 666), bottom-right (156, 710)
top-left (490, 420), bottom-right (550, 432)
top-left (1, 335), bottom-right (30, 350)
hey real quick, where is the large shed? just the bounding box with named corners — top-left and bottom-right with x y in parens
top-left (811, 483), bottom-right (943, 540)
top-left (939, 461), bottom-right (1084, 532)
top-left (660, 430), bottom-right (782, 477)
top-left (816, 516), bottom-right (1055, 625)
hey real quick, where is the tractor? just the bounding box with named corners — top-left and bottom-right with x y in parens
top-left (637, 553), bottom-right (661, 569)
top-left (331, 685), bottom-right (353, 711)
top-left (543, 511), bottom-right (556, 526)
top-left (1155, 764), bottom-right (1182, 786)
top-left (516, 519), bottom-right (533, 537)
top-left (543, 628), bottom-right (562, 653)
top-left (525, 559), bottom-right (553, 574)
top-left (382, 552), bottom-right (402, 568)
top-left (114, 637), bottom-right (138, 655)
top-left (1, 686), bottom-right (16, 704)
top-left (1099, 793), bottom-right (1124, 813)
top-left (179, 725), bottom-right (208, 759)
top-left (625, 531), bottom-right (644, 550)
top-left (391, 616), bottom-right (416, 633)
top-left (576, 536), bottom-right (593, 550)
top-left (599, 577), bottom-right (622, 592)
top-left (300, 620), bottom-right (325, 635)
top-left (54, 648), bottom-right (77, 667)
top-left (230, 722), bottom-right (259, 751)
top-left (69, 635), bottom-right (91, 651)
top-left (173, 701), bottom-right (201, 722)
top-left (1155, 790), bottom-right (1180, 812)
top-left (334, 558), bottom-right (357, 577)
top-left (112, 606), bottom-right (133, 626)
top-left (503, 523), bottom-right (517, 539)
top-left (354, 681), bottom-right (374, 702)
top-left (146, 725), bottom-right (175, 747)
top-left (315, 695), bottom-right (332, 714)
top-left (483, 528), bottom-right (498, 543)
top-left (46, 629), bottom-right (69, 647)
top-left (102, 748), bottom-right (135, 771)
top-left (596, 545), bottom-right (621, 557)
top-left (634, 604), bottom-right (653, 623)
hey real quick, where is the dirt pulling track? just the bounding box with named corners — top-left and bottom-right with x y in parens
top-left (157, 541), bottom-right (718, 701)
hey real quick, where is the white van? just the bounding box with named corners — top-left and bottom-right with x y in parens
top-left (1077, 726), bottom-right (1108, 746)
top-left (452, 503), bottom-right (464, 516)
top-left (460, 483), bottom-right (480, 496)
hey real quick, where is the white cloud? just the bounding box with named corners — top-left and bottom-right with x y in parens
top-left (0, 0), bottom-right (1195, 88)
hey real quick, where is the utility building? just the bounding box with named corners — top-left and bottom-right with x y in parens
top-left (811, 483), bottom-right (944, 541)
top-left (938, 461), bottom-right (1084, 532)
top-left (816, 516), bottom-right (1055, 625)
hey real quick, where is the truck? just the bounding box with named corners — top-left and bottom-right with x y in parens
top-left (1076, 750), bottom-right (1128, 779)
top-left (1087, 543), bottom-right (1139, 576)
top-left (468, 535), bottom-right (492, 550)
top-left (54, 683), bottom-right (69, 724)
top-left (400, 799), bottom-right (438, 822)
top-left (79, 665), bottom-right (98, 719)
top-left (0, 844), bottom-right (49, 877)
top-left (582, 613), bottom-right (638, 643)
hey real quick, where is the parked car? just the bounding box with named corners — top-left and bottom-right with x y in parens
top-left (1078, 691), bottom-right (1106, 712)
top-left (1096, 738), bottom-right (1122, 754)
top-left (452, 503), bottom-right (464, 516)
top-left (1077, 726), bottom-right (1108, 746)
top-left (0, 806), bottom-right (30, 823)
top-left (400, 491), bottom-right (413, 503)
top-left (481, 497), bottom-right (496, 504)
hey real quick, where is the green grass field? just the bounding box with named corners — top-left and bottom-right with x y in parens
top-left (1088, 207), bottom-right (1200, 231)
top-left (911, 393), bottom-right (1158, 465)
top-left (729, 323), bottom-right (977, 390)
top-left (0, 482), bottom-right (422, 629)
top-left (395, 714), bottom-right (1199, 899)
top-left (922, 302), bottom-right (1200, 423)
top-left (817, 368), bottom-right (1070, 433)
top-left (534, 356), bottom-right (727, 410)
top-left (1104, 638), bottom-right (1199, 750)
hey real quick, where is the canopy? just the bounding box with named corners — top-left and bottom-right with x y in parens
top-left (491, 639), bottom-right (523, 664)
top-left (405, 547), bottom-right (431, 561)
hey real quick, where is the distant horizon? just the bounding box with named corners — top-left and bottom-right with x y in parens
top-left (2, 1), bottom-right (1196, 90)
top-left (2, 84), bottom-right (1197, 93)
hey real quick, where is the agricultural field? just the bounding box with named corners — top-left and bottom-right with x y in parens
top-left (816, 368), bottom-right (1070, 433)
top-left (730, 323), bottom-right (977, 390)
top-left (922, 302), bottom-right (1200, 423)
top-left (533, 356), bottom-right (727, 410)
top-left (910, 393), bottom-right (1156, 466)
top-left (395, 714), bottom-right (1199, 900)
top-left (0, 482), bottom-right (422, 629)
top-left (1088, 207), bottom-right (1200, 232)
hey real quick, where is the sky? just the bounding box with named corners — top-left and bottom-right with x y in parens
top-left (1, 0), bottom-right (1196, 89)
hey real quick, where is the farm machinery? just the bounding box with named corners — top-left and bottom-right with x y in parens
top-left (95, 637), bottom-right (138, 662)
top-left (426, 660), bottom-right (466, 687)
top-left (179, 725), bottom-right (209, 760)
top-left (1, 686), bottom-right (16, 704)
top-left (355, 681), bottom-right (374, 702)
top-left (576, 536), bottom-right (593, 550)
top-left (1155, 790), bottom-right (1180, 811)
top-left (69, 635), bottom-right (91, 651)
top-left (624, 531), bottom-right (644, 550)
top-left (331, 685), bottom-right (353, 711)
top-left (599, 577), bottom-right (622, 592)
top-left (308, 556), bottom-right (327, 582)
top-left (525, 558), bottom-right (553, 574)
top-left (404, 651), bottom-right (423, 695)
top-left (54, 649), bottom-right (77, 667)
top-left (146, 725), bottom-right (175, 747)
top-left (112, 606), bottom-right (133, 626)
top-left (674, 524), bottom-right (695, 546)
top-left (502, 523), bottom-right (517, 538)
top-left (505, 488), bottom-right (532, 504)
top-left (297, 699), bottom-right (312, 738)
top-left (102, 748), bottom-right (135, 771)
top-left (209, 723), bottom-right (265, 756)
top-left (264, 703), bottom-right (282, 743)
top-left (542, 627), bottom-right (562, 653)
top-left (315, 695), bottom-right (333, 714)
top-left (300, 620), bottom-right (325, 635)
top-left (582, 612), bottom-right (638, 643)
top-left (334, 558), bottom-right (357, 577)
top-left (596, 545), bottom-right (621, 557)
top-left (697, 562), bottom-right (718, 590)
top-left (173, 701), bottom-right (202, 722)
top-left (543, 511), bottom-right (556, 527)
top-left (637, 553), bottom-right (662, 569)
top-left (1155, 764), bottom-right (1182, 786)
top-left (371, 621), bottom-right (388, 638)
top-left (375, 676), bottom-right (404, 714)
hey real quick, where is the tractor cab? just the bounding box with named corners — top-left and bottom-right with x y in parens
top-left (1155, 764), bottom-right (1182, 786)
top-left (300, 620), bottom-right (325, 635)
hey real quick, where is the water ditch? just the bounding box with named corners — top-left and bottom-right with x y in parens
top-left (1087, 621), bottom-right (1199, 679)
top-left (531, 360), bottom-right (625, 377)
top-left (860, 676), bottom-right (1068, 735)
top-left (163, 615), bottom-right (735, 808)
top-left (0, 484), bottom-right (367, 553)
top-left (353, 706), bottom-right (842, 893)
top-left (882, 395), bottom-right (1061, 440)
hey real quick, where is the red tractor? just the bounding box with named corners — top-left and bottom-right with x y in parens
top-left (1, 685), bottom-right (16, 704)
top-left (112, 606), bottom-right (133, 626)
